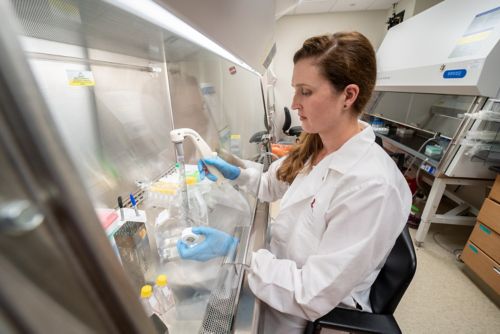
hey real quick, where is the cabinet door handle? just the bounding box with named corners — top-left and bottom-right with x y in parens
top-left (493, 267), bottom-right (500, 275)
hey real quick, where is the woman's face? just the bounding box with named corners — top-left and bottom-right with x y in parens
top-left (291, 58), bottom-right (345, 135)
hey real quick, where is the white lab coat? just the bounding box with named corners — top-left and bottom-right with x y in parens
top-left (236, 122), bottom-right (412, 334)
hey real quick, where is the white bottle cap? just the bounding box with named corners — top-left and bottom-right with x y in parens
top-left (181, 227), bottom-right (200, 247)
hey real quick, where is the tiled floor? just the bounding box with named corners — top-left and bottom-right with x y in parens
top-left (395, 224), bottom-right (499, 334)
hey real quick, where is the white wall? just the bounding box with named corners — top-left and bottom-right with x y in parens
top-left (414, 0), bottom-right (443, 16)
top-left (273, 11), bottom-right (388, 136)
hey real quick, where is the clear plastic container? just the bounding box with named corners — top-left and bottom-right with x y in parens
top-left (424, 144), bottom-right (443, 159)
top-left (155, 214), bottom-right (183, 262)
top-left (372, 118), bottom-right (389, 134)
top-left (186, 179), bottom-right (209, 227)
top-left (465, 130), bottom-right (500, 142)
top-left (140, 285), bottom-right (162, 317)
top-left (145, 181), bottom-right (179, 208)
top-left (154, 195), bottom-right (186, 262)
top-left (396, 127), bottom-right (415, 138)
top-left (371, 117), bottom-right (384, 128)
top-left (154, 274), bottom-right (176, 315)
top-left (374, 127), bottom-right (389, 135)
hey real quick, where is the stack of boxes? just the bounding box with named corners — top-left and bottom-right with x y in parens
top-left (461, 175), bottom-right (500, 295)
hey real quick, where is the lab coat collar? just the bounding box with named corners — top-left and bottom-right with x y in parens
top-left (280, 122), bottom-right (375, 210)
top-left (327, 120), bottom-right (375, 174)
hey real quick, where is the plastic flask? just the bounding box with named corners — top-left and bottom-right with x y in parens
top-left (186, 177), bottom-right (209, 226)
top-left (155, 207), bottom-right (183, 262)
top-left (140, 285), bottom-right (162, 317)
top-left (154, 275), bottom-right (176, 314)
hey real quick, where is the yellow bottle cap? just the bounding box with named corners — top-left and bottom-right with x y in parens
top-left (185, 176), bottom-right (197, 185)
top-left (156, 274), bottom-right (168, 287)
top-left (140, 285), bottom-right (153, 298)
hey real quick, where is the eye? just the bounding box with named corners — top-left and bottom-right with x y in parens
top-left (301, 89), bottom-right (312, 96)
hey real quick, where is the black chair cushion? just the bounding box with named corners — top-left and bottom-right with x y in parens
top-left (313, 307), bottom-right (401, 334)
top-left (288, 126), bottom-right (302, 137)
top-left (249, 130), bottom-right (268, 143)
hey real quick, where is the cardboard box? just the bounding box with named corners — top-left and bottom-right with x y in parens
top-left (461, 242), bottom-right (500, 295)
top-left (469, 223), bottom-right (500, 264)
top-left (489, 175), bottom-right (500, 204)
top-left (477, 198), bottom-right (500, 233)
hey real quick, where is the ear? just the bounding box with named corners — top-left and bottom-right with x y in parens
top-left (343, 84), bottom-right (360, 109)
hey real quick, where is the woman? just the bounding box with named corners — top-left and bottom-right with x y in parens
top-left (178, 32), bottom-right (412, 333)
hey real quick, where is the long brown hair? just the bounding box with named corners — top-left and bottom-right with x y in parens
top-left (276, 32), bottom-right (376, 183)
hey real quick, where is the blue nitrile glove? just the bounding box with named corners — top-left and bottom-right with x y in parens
top-left (197, 157), bottom-right (240, 181)
top-left (177, 226), bottom-right (239, 262)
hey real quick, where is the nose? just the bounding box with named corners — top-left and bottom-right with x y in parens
top-left (291, 94), bottom-right (301, 111)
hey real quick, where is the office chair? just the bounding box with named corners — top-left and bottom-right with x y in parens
top-left (304, 226), bottom-right (417, 334)
top-left (283, 107), bottom-right (303, 138)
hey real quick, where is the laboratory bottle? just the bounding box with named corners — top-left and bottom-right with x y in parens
top-left (140, 285), bottom-right (162, 317)
top-left (154, 274), bottom-right (176, 314)
top-left (186, 177), bottom-right (209, 226)
top-left (154, 191), bottom-right (186, 262)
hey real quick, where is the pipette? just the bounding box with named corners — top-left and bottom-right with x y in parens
top-left (170, 128), bottom-right (225, 185)
top-left (129, 193), bottom-right (139, 216)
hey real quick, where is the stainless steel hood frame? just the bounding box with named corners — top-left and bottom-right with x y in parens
top-left (0, 1), bottom-right (156, 332)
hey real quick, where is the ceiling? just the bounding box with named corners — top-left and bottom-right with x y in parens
top-left (276, 0), bottom-right (396, 18)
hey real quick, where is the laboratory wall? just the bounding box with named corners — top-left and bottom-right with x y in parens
top-left (413, 0), bottom-right (444, 15)
top-left (272, 10), bottom-right (387, 136)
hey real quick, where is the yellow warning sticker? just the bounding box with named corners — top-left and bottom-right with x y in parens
top-left (66, 70), bottom-right (95, 86)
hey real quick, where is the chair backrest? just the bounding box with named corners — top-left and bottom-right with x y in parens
top-left (283, 107), bottom-right (291, 134)
top-left (369, 226), bottom-right (417, 314)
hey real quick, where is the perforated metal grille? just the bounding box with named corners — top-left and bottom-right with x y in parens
top-left (199, 264), bottom-right (245, 334)
top-left (11, 0), bottom-right (84, 45)
top-left (10, 0), bottom-right (166, 61)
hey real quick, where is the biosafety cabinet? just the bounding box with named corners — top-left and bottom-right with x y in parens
top-left (0, 0), bottom-right (273, 333)
top-left (364, 0), bottom-right (500, 246)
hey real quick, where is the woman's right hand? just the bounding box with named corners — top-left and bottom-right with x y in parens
top-left (197, 157), bottom-right (241, 181)
top-left (177, 226), bottom-right (238, 261)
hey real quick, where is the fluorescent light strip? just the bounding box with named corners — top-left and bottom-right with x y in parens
top-left (106, 0), bottom-right (260, 75)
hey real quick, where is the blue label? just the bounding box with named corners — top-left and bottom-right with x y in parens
top-left (443, 69), bottom-right (467, 79)
top-left (420, 163), bottom-right (436, 175)
top-left (468, 244), bottom-right (478, 254)
top-left (479, 224), bottom-right (491, 235)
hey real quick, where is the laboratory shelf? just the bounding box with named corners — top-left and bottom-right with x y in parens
top-left (375, 133), bottom-right (440, 168)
